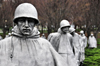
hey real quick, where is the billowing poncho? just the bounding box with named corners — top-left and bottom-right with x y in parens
top-left (48, 28), bottom-right (78, 66)
top-left (71, 33), bottom-right (80, 63)
top-left (79, 34), bottom-right (87, 62)
top-left (0, 26), bottom-right (67, 66)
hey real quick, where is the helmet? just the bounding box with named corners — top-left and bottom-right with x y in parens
top-left (13, 3), bottom-right (39, 24)
top-left (8, 33), bottom-right (11, 36)
top-left (42, 33), bottom-right (45, 35)
top-left (91, 34), bottom-right (93, 36)
top-left (80, 30), bottom-right (84, 34)
top-left (69, 27), bottom-right (75, 33)
top-left (60, 20), bottom-right (70, 28)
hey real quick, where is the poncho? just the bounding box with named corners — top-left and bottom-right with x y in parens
top-left (48, 28), bottom-right (78, 66)
top-left (0, 26), bottom-right (67, 66)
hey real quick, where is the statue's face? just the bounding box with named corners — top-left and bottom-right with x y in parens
top-left (80, 33), bottom-right (83, 36)
top-left (91, 34), bottom-right (93, 37)
top-left (61, 26), bottom-right (70, 33)
top-left (17, 17), bottom-right (35, 36)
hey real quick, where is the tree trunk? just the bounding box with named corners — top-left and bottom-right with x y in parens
top-left (41, 25), bottom-right (43, 34)
top-left (47, 26), bottom-right (52, 35)
top-left (2, 28), bottom-right (6, 38)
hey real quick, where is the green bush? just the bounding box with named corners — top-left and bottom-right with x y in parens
top-left (97, 38), bottom-right (100, 44)
top-left (39, 30), bottom-right (47, 33)
top-left (0, 33), bottom-right (3, 35)
top-left (76, 29), bottom-right (81, 32)
top-left (84, 48), bottom-right (100, 66)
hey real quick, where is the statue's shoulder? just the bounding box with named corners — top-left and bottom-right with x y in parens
top-left (75, 32), bottom-right (79, 35)
top-left (39, 37), bottom-right (49, 42)
top-left (0, 37), bottom-right (11, 43)
top-left (0, 37), bottom-right (12, 49)
top-left (67, 33), bottom-right (72, 37)
top-left (37, 37), bottom-right (52, 47)
top-left (49, 32), bottom-right (60, 37)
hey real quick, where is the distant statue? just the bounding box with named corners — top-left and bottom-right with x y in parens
top-left (41, 33), bottom-right (46, 39)
top-left (0, 3), bottom-right (67, 66)
top-left (79, 30), bottom-right (87, 66)
top-left (88, 33), bottom-right (97, 48)
top-left (8, 33), bottom-right (12, 36)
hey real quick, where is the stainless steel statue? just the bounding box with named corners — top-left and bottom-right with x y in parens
top-left (48, 20), bottom-right (78, 66)
top-left (88, 33), bottom-right (97, 48)
top-left (79, 30), bottom-right (87, 66)
top-left (69, 27), bottom-right (81, 65)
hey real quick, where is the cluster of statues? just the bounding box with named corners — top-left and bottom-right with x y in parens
top-left (0, 3), bottom-right (97, 66)
top-left (47, 22), bottom-right (97, 66)
top-left (47, 21), bottom-right (86, 66)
